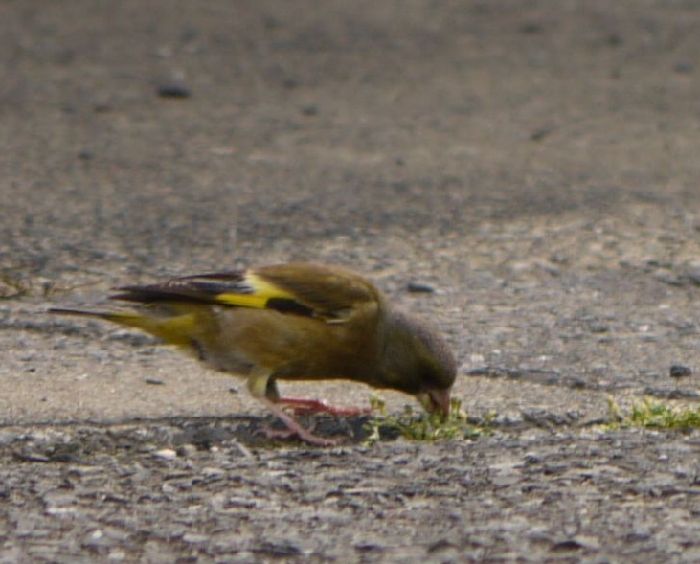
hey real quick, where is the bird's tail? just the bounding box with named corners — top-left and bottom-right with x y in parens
top-left (48, 307), bottom-right (196, 346)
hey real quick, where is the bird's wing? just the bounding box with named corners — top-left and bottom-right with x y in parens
top-left (112, 262), bottom-right (381, 323)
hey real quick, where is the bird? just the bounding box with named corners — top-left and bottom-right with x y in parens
top-left (50, 262), bottom-right (457, 445)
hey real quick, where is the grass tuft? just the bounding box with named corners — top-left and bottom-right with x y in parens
top-left (365, 396), bottom-right (492, 442)
top-left (607, 396), bottom-right (700, 430)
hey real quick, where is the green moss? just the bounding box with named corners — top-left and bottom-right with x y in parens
top-left (365, 396), bottom-right (492, 442)
top-left (607, 396), bottom-right (700, 430)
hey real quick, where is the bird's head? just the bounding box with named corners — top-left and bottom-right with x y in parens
top-left (378, 308), bottom-right (457, 417)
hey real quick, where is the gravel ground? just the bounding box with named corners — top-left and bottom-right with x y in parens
top-left (2, 1), bottom-right (700, 561)
top-left (2, 422), bottom-right (700, 563)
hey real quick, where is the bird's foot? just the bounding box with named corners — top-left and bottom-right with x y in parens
top-left (277, 397), bottom-right (372, 417)
top-left (259, 398), bottom-right (340, 446)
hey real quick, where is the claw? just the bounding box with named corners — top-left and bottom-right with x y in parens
top-left (260, 398), bottom-right (340, 446)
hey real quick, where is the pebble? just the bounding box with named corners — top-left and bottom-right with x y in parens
top-left (674, 61), bottom-right (693, 74)
top-left (183, 533), bottom-right (210, 544)
top-left (145, 378), bottom-right (165, 386)
top-left (201, 467), bottom-right (225, 479)
top-left (157, 83), bottom-right (192, 99)
top-left (406, 281), bottom-right (435, 293)
top-left (530, 126), bottom-right (553, 142)
top-left (176, 444), bottom-right (197, 458)
top-left (669, 364), bottom-right (692, 379)
top-left (153, 448), bottom-right (177, 461)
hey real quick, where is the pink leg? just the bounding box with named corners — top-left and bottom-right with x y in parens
top-left (277, 397), bottom-right (372, 417)
top-left (260, 398), bottom-right (339, 446)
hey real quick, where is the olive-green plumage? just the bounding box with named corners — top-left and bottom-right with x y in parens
top-left (51, 262), bottom-right (457, 445)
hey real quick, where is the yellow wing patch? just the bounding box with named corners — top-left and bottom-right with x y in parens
top-left (214, 273), bottom-right (295, 309)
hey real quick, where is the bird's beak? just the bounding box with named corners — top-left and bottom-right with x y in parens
top-left (416, 388), bottom-right (451, 417)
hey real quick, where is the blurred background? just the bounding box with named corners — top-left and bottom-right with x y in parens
top-left (2, 0), bottom-right (700, 419)
top-left (3, 1), bottom-right (698, 283)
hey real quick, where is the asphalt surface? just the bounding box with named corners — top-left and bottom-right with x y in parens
top-left (2, 1), bottom-right (700, 561)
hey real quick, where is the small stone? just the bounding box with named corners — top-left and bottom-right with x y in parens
top-left (669, 364), bottom-right (692, 378)
top-left (518, 22), bottom-right (543, 34)
top-left (406, 281), bottom-right (435, 293)
top-left (355, 542), bottom-right (385, 553)
top-left (674, 61), bottom-right (693, 74)
top-left (67, 465), bottom-right (103, 477)
top-left (46, 507), bottom-right (79, 516)
top-left (573, 534), bottom-right (600, 550)
top-left (226, 496), bottom-right (258, 509)
top-left (426, 538), bottom-right (455, 553)
top-left (258, 540), bottom-right (302, 556)
top-left (530, 127), bottom-right (553, 142)
top-left (201, 467), bottom-right (225, 479)
top-left (145, 378), bottom-right (165, 385)
top-left (157, 83), bottom-right (191, 99)
top-left (83, 529), bottom-right (109, 548)
top-left (176, 444), bottom-right (197, 457)
top-left (153, 448), bottom-right (177, 461)
top-left (551, 539), bottom-right (583, 552)
top-left (183, 533), bottom-right (209, 544)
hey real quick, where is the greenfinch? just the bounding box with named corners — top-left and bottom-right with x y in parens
top-left (51, 262), bottom-right (457, 445)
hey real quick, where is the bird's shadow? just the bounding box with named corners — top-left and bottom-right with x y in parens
top-left (4, 415), bottom-right (406, 465)
top-left (170, 414), bottom-right (397, 450)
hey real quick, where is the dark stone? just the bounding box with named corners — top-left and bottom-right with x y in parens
top-left (406, 281), bottom-right (435, 293)
top-left (669, 364), bottom-right (692, 378)
top-left (157, 83), bottom-right (192, 99)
